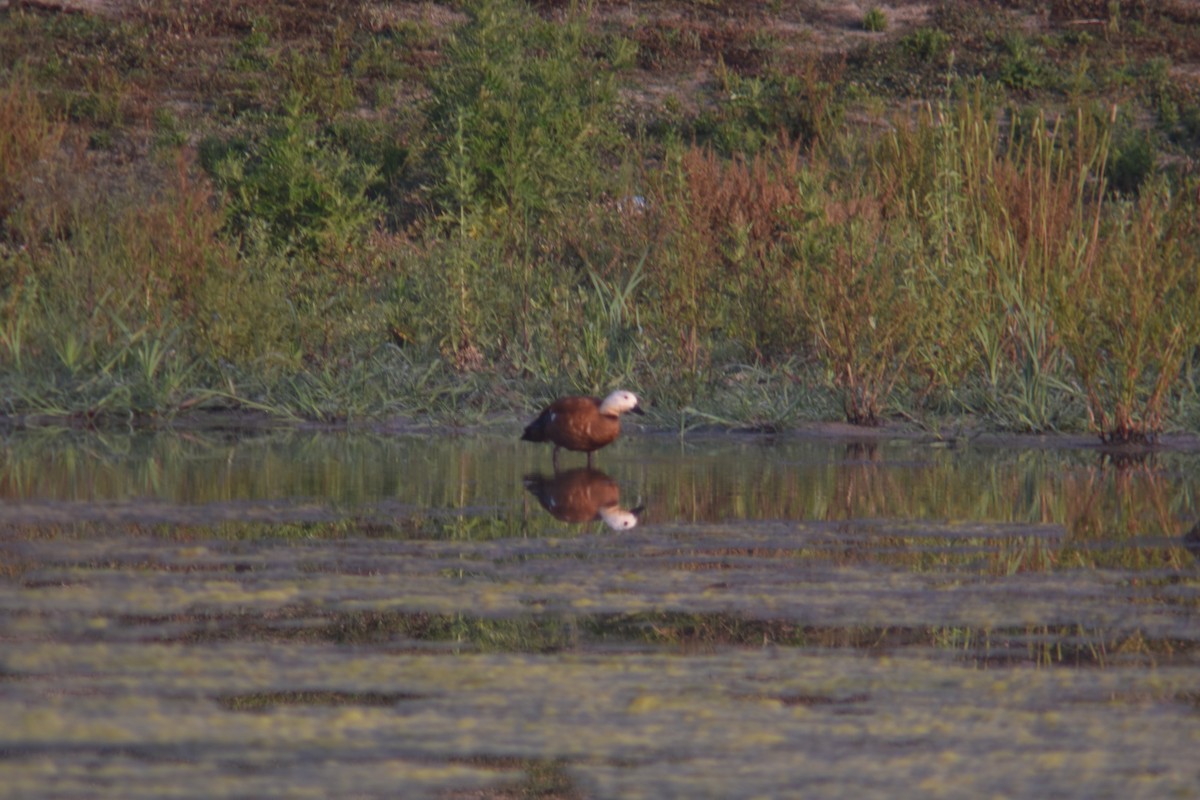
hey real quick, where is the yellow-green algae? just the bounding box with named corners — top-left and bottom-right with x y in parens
top-left (1, 645), bottom-right (1199, 798)
top-left (4, 529), bottom-right (1196, 636)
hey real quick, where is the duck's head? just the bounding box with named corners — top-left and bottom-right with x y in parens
top-left (599, 390), bottom-right (645, 416)
top-left (599, 505), bottom-right (639, 530)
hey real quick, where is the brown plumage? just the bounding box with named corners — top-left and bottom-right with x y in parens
top-left (521, 389), bottom-right (645, 467)
top-left (523, 468), bottom-right (640, 529)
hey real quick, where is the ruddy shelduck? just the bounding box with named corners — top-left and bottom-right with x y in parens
top-left (521, 390), bottom-right (645, 467)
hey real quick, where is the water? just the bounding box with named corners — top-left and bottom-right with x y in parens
top-left (2, 428), bottom-right (1199, 798)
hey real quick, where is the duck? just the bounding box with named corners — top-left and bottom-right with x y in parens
top-left (523, 468), bottom-right (641, 530)
top-left (521, 389), bottom-right (645, 467)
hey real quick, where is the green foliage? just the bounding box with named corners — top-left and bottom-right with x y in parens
top-left (391, 225), bottom-right (505, 368)
top-left (1165, 96), bottom-right (1200, 149)
top-left (698, 62), bottom-right (841, 155)
top-left (389, 0), bottom-right (649, 391)
top-left (863, 8), bottom-right (888, 33)
top-left (902, 28), bottom-right (951, 63)
top-left (1107, 131), bottom-right (1155, 195)
top-left (0, 178), bottom-right (221, 415)
top-left (425, 0), bottom-right (621, 230)
top-left (391, 201), bottom-right (649, 397)
top-left (0, 139), bottom-right (390, 417)
top-left (202, 98), bottom-right (381, 256)
top-left (229, 15), bottom-right (275, 72)
top-left (997, 33), bottom-right (1050, 91)
top-left (576, 257), bottom-right (646, 393)
top-left (151, 106), bottom-right (186, 151)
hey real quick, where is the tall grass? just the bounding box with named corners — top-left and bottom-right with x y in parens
top-left (1055, 175), bottom-right (1200, 443)
top-left (636, 140), bottom-right (809, 391)
top-left (2, 2), bottom-right (1199, 436)
top-left (0, 76), bottom-right (65, 227)
top-left (792, 177), bottom-right (927, 425)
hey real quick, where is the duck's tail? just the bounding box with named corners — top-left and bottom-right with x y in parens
top-left (521, 411), bottom-right (550, 442)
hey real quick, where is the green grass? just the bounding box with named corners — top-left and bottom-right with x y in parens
top-left (1, 0), bottom-right (1199, 440)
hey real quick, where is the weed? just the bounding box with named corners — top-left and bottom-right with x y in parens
top-left (699, 60), bottom-right (842, 154)
top-left (151, 107), bottom-right (186, 151)
top-left (0, 74), bottom-right (65, 225)
top-left (660, 141), bottom-right (810, 362)
top-left (863, 8), bottom-right (888, 33)
top-left (1107, 131), bottom-right (1155, 195)
top-left (230, 16), bottom-right (276, 73)
top-left (1054, 177), bottom-right (1200, 443)
top-left (997, 33), bottom-right (1050, 92)
top-left (793, 178), bottom-right (924, 425)
top-left (425, 0), bottom-right (621, 232)
top-left (902, 28), bottom-right (952, 63)
top-left (576, 256), bottom-right (647, 393)
top-left (278, 24), bottom-right (358, 117)
top-left (204, 96), bottom-right (381, 257)
top-left (635, 21), bottom-right (704, 70)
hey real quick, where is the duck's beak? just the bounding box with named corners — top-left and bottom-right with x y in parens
top-left (632, 403), bottom-right (646, 415)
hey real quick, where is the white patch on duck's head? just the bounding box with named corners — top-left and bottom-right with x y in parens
top-left (598, 390), bottom-right (643, 416)
top-left (599, 506), bottom-right (639, 530)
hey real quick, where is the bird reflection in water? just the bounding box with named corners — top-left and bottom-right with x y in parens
top-left (523, 468), bottom-right (642, 530)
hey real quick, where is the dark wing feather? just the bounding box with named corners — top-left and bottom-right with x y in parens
top-left (521, 407), bottom-right (553, 442)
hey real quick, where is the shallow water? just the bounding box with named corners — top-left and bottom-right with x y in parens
top-left (2, 428), bottom-right (1199, 799)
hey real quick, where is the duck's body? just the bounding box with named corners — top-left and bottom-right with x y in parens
top-left (521, 390), bottom-right (644, 467)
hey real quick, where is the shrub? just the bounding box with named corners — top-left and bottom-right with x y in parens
top-left (791, 176), bottom-right (929, 425)
top-left (1107, 132), bottom-right (1155, 195)
top-left (202, 96), bottom-right (381, 257)
top-left (863, 8), bottom-right (888, 32)
top-left (389, 0), bottom-right (641, 387)
top-left (997, 33), bottom-right (1049, 92)
top-left (902, 28), bottom-right (951, 62)
top-left (425, 0), bottom-right (622, 232)
top-left (1053, 179), bottom-right (1200, 444)
top-left (698, 60), bottom-right (842, 155)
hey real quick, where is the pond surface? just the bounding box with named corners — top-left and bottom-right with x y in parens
top-left (2, 428), bottom-right (1199, 799)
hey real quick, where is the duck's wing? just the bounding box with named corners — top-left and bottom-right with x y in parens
top-left (521, 396), bottom-right (599, 443)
